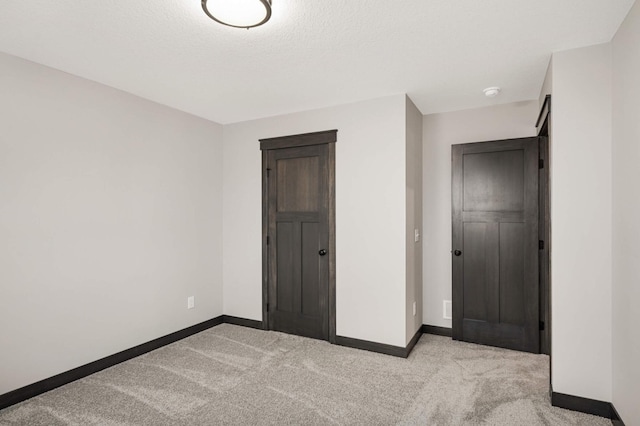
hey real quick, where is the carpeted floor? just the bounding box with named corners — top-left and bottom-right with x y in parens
top-left (0, 324), bottom-right (610, 425)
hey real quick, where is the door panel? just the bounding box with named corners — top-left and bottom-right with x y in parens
top-left (276, 222), bottom-right (295, 312)
top-left (452, 137), bottom-right (539, 353)
top-left (277, 156), bottom-right (319, 212)
top-left (301, 222), bottom-right (320, 316)
top-left (462, 222), bottom-right (489, 322)
top-left (500, 223), bottom-right (525, 326)
top-left (463, 150), bottom-right (524, 212)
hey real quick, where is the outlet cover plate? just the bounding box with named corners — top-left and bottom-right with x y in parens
top-left (443, 300), bottom-right (452, 319)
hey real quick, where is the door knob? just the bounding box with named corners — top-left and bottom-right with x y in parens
top-left (319, 249), bottom-right (327, 256)
top-left (454, 250), bottom-right (462, 256)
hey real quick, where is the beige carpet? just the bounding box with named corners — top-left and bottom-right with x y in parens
top-left (0, 324), bottom-right (610, 425)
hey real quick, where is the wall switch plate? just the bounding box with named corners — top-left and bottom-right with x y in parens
top-left (443, 300), bottom-right (452, 319)
top-left (187, 296), bottom-right (195, 309)
top-left (414, 229), bottom-right (420, 242)
top-left (413, 301), bottom-right (417, 316)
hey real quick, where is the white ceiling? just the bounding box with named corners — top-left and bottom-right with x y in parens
top-left (0, 1), bottom-right (635, 124)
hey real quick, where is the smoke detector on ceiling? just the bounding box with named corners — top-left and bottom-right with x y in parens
top-left (483, 87), bottom-right (501, 98)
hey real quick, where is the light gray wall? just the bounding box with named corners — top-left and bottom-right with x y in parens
top-left (222, 95), bottom-right (410, 347)
top-left (539, 58), bottom-right (552, 108)
top-left (0, 52), bottom-right (224, 395)
top-left (405, 96), bottom-right (423, 344)
top-left (612, 1), bottom-right (640, 423)
top-left (550, 43), bottom-right (613, 402)
top-left (421, 101), bottom-right (538, 328)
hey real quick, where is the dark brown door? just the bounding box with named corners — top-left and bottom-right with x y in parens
top-left (452, 137), bottom-right (539, 353)
top-left (261, 131), bottom-right (336, 341)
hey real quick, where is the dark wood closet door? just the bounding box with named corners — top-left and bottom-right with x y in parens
top-left (265, 144), bottom-right (329, 340)
top-left (452, 137), bottom-right (539, 353)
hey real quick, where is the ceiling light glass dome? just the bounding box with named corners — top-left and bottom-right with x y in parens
top-left (202, 0), bottom-right (272, 29)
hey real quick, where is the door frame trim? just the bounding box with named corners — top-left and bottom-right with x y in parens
top-left (260, 130), bottom-right (337, 343)
top-left (537, 96), bottom-right (552, 363)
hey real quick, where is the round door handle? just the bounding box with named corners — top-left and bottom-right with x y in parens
top-left (454, 250), bottom-right (462, 256)
top-left (319, 249), bottom-right (327, 256)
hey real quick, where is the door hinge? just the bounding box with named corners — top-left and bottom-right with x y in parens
top-left (266, 303), bottom-right (269, 312)
top-left (539, 240), bottom-right (544, 250)
top-left (539, 159), bottom-right (544, 169)
top-left (266, 168), bottom-right (271, 177)
top-left (539, 321), bottom-right (545, 331)
top-left (266, 235), bottom-right (270, 245)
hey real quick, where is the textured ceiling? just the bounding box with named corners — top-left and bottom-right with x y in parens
top-left (0, 0), bottom-right (635, 124)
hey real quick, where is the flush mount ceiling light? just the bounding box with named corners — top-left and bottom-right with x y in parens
top-left (483, 87), bottom-right (501, 98)
top-left (201, 0), bottom-right (272, 29)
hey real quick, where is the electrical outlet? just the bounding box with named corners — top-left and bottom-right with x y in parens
top-left (443, 300), bottom-right (452, 319)
top-left (187, 296), bottom-right (195, 309)
top-left (413, 301), bottom-right (417, 316)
